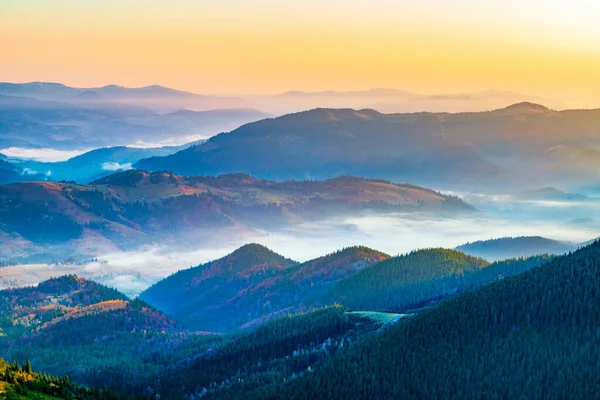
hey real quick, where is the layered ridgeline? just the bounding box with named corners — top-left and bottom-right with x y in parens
top-left (141, 244), bottom-right (550, 332)
top-left (456, 236), bottom-right (576, 260)
top-left (0, 244), bottom-right (557, 399)
top-left (135, 104), bottom-right (600, 190)
top-left (0, 276), bottom-right (189, 394)
top-left (246, 240), bottom-right (600, 400)
top-left (0, 82), bottom-right (267, 149)
top-left (0, 171), bottom-right (471, 251)
top-left (139, 244), bottom-right (389, 331)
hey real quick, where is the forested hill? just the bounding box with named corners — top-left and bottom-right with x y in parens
top-left (139, 243), bottom-right (298, 330)
top-left (0, 358), bottom-right (142, 399)
top-left (0, 275), bottom-right (127, 335)
top-left (320, 248), bottom-right (488, 311)
top-left (141, 244), bottom-right (549, 332)
top-left (268, 240), bottom-right (600, 400)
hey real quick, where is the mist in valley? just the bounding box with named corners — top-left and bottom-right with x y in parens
top-left (1, 192), bottom-right (597, 296)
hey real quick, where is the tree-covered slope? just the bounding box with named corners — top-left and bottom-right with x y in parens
top-left (321, 248), bottom-right (489, 311)
top-left (139, 243), bottom-right (298, 331)
top-left (0, 276), bottom-right (192, 395)
top-left (140, 245), bottom-right (389, 332)
top-left (0, 275), bottom-right (127, 336)
top-left (0, 358), bottom-right (142, 399)
top-left (271, 241), bottom-right (600, 400)
top-left (150, 305), bottom-right (387, 400)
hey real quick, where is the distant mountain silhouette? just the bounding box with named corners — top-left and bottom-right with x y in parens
top-left (0, 91), bottom-right (268, 149)
top-left (135, 104), bottom-right (600, 190)
top-left (456, 236), bottom-right (575, 260)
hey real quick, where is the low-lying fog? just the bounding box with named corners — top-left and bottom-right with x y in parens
top-left (1, 193), bottom-right (598, 296)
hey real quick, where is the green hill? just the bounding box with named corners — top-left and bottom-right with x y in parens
top-left (0, 358), bottom-right (138, 399)
top-left (140, 245), bottom-right (389, 331)
top-left (263, 240), bottom-right (600, 399)
top-left (321, 248), bottom-right (489, 311)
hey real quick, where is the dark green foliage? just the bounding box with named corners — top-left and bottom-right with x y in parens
top-left (140, 243), bottom-right (298, 331)
top-left (0, 357), bottom-right (143, 399)
top-left (322, 248), bottom-right (489, 311)
top-left (261, 242), bottom-right (600, 399)
top-left (151, 305), bottom-right (367, 399)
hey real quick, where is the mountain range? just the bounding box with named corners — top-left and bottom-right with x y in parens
top-left (0, 88), bottom-right (268, 149)
top-left (139, 243), bottom-right (550, 333)
top-left (2, 237), bottom-right (592, 398)
top-left (135, 104), bottom-right (600, 191)
top-left (0, 171), bottom-right (471, 262)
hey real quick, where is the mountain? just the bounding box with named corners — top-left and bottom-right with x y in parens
top-left (140, 249), bottom-right (550, 399)
top-left (0, 90), bottom-right (268, 150)
top-left (141, 245), bottom-right (552, 334)
top-left (140, 245), bottom-right (388, 331)
top-left (456, 236), bottom-right (576, 260)
top-left (0, 275), bottom-right (187, 394)
top-left (9, 141), bottom-right (205, 184)
top-left (0, 246), bottom-right (556, 399)
top-left (265, 240), bottom-right (600, 400)
top-left (140, 243), bottom-right (297, 331)
top-left (246, 88), bottom-right (552, 115)
top-left (135, 105), bottom-right (600, 191)
top-left (0, 172), bottom-right (472, 261)
top-left (0, 81), bottom-right (251, 112)
top-left (0, 275), bottom-right (127, 334)
top-left (514, 187), bottom-right (592, 202)
top-left (320, 248), bottom-right (488, 311)
top-left (151, 305), bottom-right (386, 399)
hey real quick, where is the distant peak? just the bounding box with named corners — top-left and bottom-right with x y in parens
top-left (232, 243), bottom-right (277, 255)
top-left (496, 102), bottom-right (550, 114)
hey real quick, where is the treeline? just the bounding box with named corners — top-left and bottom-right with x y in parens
top-left (151, 305), bottom-right (371, 400)
top-left (321, 250), bottom-right (551, 312)
top-left (262, 242), bottom-right (600, 399)
top-left (0, 358), bottom-right (143, 399)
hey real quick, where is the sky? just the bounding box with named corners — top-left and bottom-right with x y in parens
top-left (2, 0), bottom-right (600, 102)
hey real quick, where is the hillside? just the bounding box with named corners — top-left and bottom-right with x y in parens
top-left (0, 248), bottom-right (556, 399)
top-left (321, 248), bottom-right (489, 311)
top-left (456, 236), bottom-right (575, 260)
top-left (141, 245), bottom-right (551, 333)
top-left (255, 240), bottom-right (600, 400)
top-left (0, 172), bottom-right (472, 253)
top-left (135, 105), bottom-right (600, 190)
top-left (150, 305), bottom-right (387, 399)
top-left (0, 275), bottom-right (127, 335)
top-left (0, 358), bottom-right (137, 399)
top-left (0, 276), bottom-right (191, 394)
top-left (140, 243), bottom-right (297, 331)
top-left (140, 245), bottom-right (388, 331)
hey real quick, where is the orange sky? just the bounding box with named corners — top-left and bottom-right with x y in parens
top-left (2, 0), bottom-right (600, 104)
